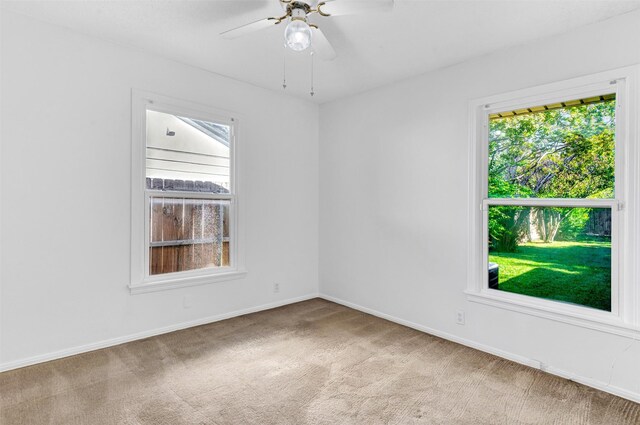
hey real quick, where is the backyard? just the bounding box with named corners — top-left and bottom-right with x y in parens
top-left (487, 96), bottom-right (615, 311)
top-left (489, 239), bottom-right (611, 311)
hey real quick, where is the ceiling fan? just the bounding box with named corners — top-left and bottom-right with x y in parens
top-left (220, 0), bottom-right (394, 61)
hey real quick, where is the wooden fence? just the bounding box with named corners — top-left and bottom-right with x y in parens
top-left (147, 186), bottom-right (230, 275)
top-left (585, 208), bottom-right (611, 237)
top-left (149, 197), bottom-right (230, 275)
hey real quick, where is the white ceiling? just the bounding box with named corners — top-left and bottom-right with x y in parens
top-left (3, 0), bottom-right (640, 103)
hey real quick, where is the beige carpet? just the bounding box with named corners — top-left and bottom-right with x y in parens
top-left (1, 299), bottom-right (639, 424)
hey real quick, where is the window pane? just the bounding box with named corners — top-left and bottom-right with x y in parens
top-left (149, 197), bottom-right (230, 275)
top-left (488, 205), bottom-right (611, 311)
top-left (146, 110), bottom-right (231, 192)
top-left (488, 95), bottom-right (615, 199)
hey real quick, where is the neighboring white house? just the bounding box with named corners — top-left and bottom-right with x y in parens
top-left (146, 110), bottom-right (230, 189)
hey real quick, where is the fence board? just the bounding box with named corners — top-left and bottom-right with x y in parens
top-left (151, 198), bottom-right (163, 242)
top-left (585, 208), bottom-right (611, 237)
top-left (149, 198), bottom-right (231, 275)
top-left (150, 247), bottom-right (162, 275)
top-left (202, 243), bottom-right (214, 269)
top-left (223, 241), bottom-right (230, 266)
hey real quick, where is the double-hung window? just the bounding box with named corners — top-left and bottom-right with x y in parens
top-left (130, 91), bottom-right (245, 293)
top-left (467, 67), bottom-right (639, 333)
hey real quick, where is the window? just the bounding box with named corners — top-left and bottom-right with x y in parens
top-left (130, 91), bottom-right (245, 293)
top-left (488, 95), bottom-right (616, 312)
top-left (467, 67), bottom-right (640, 333)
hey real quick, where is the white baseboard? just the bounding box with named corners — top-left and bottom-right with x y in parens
top-left (0, 293), bottom-right (319, 373)
top-left (319, 293), bottom-right (640, 404)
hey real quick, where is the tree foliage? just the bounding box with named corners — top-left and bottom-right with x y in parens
top-left (488, 100), bottom-right (615, 250)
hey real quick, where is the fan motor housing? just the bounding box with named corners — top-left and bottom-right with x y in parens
top-left (287, 1), bottom-right (312, 16)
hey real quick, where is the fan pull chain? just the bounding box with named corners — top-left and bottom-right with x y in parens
top-left (282, 43), bottom-right (287, 90)
top-left (310, 51), bottom-right (315, 97)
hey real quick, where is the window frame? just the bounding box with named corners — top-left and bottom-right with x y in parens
top-left (466, 66), bottom-right (640, 336)
top-left (130, 90), bottom-right (246, 294)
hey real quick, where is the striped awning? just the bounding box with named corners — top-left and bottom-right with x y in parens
top-left (489, 93), bottom-right (615, 120)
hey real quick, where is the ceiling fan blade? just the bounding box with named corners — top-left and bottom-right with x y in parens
top-left (220, 17), bottom-right (278, 39)
top-left (317, 0), bottom-right (393, 17)
top-left (311, 27), bottom-right (336, 61)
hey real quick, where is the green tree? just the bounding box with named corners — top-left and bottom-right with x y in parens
top-left (488, 100), bottom-right (615, 247)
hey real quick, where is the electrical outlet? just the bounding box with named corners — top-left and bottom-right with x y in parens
top-left (273, 282), bottom-right (280, 293)
top-left (183, 294), bottom-right (193, 309)
top-left (456, 310), bottom-right (465, 325)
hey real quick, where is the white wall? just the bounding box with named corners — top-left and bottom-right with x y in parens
top-left (0, 11), bottom-right (319, 368)
top-left (320, 10), bottom-right (640, 401)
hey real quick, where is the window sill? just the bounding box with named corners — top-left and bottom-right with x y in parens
top-left (129, 269), bottom-right (247, 295)
top-left (465, 289), bottom-right (640, 339)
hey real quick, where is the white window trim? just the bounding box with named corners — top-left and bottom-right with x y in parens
top-left (466, 65), bottom-right (640, 337)
top-left (129, 90), bottom-right (246, 295)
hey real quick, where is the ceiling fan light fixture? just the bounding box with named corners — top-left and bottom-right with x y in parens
top-left (285, 16), bottom-right (312, 51)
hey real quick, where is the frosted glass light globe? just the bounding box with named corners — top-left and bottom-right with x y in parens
top-left (285, 19), bottom-right (312, 51)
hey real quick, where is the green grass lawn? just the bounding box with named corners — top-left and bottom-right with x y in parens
top-left (489, 240), bottom-right (611, 311)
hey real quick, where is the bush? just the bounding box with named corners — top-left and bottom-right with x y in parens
top-left (489, 205), bottom-right (529, 252)
top-left (555, 208), bottom-right (590, 241)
